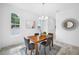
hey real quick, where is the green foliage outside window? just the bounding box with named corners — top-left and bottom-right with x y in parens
top-left (11, 13), bottom-right (20, 28)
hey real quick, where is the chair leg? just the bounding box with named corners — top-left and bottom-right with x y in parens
top-left (30, 50), bottom-right (32, 55)
top-left (25, 48), bottom-right (27, 54)
top-left (39, 44), bottom-right (41, 50)
top-left (52, 39), bottom-right (53, 47)
top-left (49, 45), bottom-right (51, 51)
top-left (44, 46), bottom-right (46, 55)
top-left (52, 42), bottom-right (53, 47)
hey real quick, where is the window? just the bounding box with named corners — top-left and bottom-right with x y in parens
top-left (11, 13), bottom-right (20, 35)
top-left (37, 16), bottom-right (48, 33)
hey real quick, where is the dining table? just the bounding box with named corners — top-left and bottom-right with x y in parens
top-left (27, 34), bottom-right (46, 55)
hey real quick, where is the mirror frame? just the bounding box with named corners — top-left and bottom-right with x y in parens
top-left (62, 18), bottom-right (78, 31)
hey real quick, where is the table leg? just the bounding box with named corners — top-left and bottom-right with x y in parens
top-left (35, 43), bottom-right (39, 55)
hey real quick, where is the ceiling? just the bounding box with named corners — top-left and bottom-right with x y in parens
top-left (10, 3), bottom-right (79, 19)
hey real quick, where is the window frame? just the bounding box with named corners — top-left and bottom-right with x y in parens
top-left (11, 13), bottom-right (20, 35)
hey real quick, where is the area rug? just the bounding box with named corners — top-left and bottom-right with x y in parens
top-left (50, 44), bottom-right (61, 55)
top-left (20, 44), bottom-right (61, 55)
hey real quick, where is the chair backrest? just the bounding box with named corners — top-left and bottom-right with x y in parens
top-left (24, 37), bottom-right (35, 50)
top-left (34, 33), bottom-right (39, 36)
top-left (24, 37), bottom-right (30, 48)
top-left (48, 33), bottom-right (53, 39)
top-left (46, 37), bottom-right (52, 45)
top-left (48, 33), bottom-right (53, 36)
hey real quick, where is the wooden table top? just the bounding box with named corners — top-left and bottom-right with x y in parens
top-left (27, 34), bottom-right (46, 44)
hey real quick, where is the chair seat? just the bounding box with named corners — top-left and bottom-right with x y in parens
top-left (40, 41), bottom-right (48, 46)
top-left (28, 43), bottom-right (35, 50)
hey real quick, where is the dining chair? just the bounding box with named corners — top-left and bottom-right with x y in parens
top-left (24, 37), bottom-right (35, 55)
top-left (39, 37), bottom-right (52, 55)
top-left (48, 33), bottom-right (53, 47)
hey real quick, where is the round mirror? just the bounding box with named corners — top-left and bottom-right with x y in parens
top-left (62, 18), bottom-right (78, 31)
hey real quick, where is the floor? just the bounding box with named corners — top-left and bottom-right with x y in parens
top-left (55, 40), bottom-right (79, 55)
top-left (0, 42), bottom-right (61, 55)
top-left (0, 40), bottom-right (79, 55)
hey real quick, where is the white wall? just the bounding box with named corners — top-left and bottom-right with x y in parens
top-left (0, 4), bottom-right (4, 48)
top-left (0, 4), bottom-right (56, 49)
top-left (48, 18), bottom-right (56, 33)
top-left (0, 4), bottom-right (38, 49)
top-left (56, 9), bottom-right (79, 47)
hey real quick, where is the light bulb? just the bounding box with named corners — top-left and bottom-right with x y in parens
top-left (45, 16), bottom-right (48, 19)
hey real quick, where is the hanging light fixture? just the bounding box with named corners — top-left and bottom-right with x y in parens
top-left (45, 16), bottom-right (48, 19)
top-left (38, 3), bottom-right (48, 20)
top-left (39, 16), bottom-right (48, 20)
